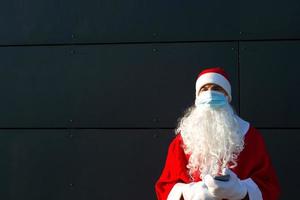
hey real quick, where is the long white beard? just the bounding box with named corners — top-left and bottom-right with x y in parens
top-left (175, 102), bottom-right (244, 180)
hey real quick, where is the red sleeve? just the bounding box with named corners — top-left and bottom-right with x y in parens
top-left (155, 134), bottom-right (190, 200)
top-left (235, 126), bottom-right (281, 200)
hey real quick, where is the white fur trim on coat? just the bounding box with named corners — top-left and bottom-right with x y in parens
top-left (241, 178), bottom-right (263, 200)
top-left (235, 115), bottom-right (250, 137)
top-left (167, 183), bottom-right (186, 200)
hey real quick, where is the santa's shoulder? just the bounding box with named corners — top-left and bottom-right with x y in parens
top-left (173, 131), bottom-right (183, 143)
top-left (170, 131), bottom-right (186, 148)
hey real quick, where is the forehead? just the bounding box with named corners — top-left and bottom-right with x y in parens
top-left (201, 83), bottom-right (221, 88)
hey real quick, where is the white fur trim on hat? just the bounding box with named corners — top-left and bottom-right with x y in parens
top-left (195, 72), bottom-right (232, 101)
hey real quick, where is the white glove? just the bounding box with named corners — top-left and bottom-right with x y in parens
top-left (182, 181), bottom-right (221, 200)
top-left (204, 168), bottom-right (248, 200)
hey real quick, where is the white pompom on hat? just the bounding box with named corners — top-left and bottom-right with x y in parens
top-left (195, 67), bottom-right (232, 102)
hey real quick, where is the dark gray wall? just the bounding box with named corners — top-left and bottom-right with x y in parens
top-left (0, 0), bottom-right (299, 199)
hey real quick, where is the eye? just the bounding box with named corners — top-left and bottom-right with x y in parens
top-left (213, 86), bottom-right (222, 91)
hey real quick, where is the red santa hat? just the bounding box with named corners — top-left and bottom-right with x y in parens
top-left (195, 67), bottom-right (232, 102)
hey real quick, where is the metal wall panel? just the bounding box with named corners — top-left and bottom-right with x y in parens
top-left (69, 129), bottom-right (173, 200)
top-left (0, 43), bottom-right (238, 128)
top-left (2, 0), bottom-right (299, 45)
top-left (240, 41), bottom-right (300, 128)
top-left (239, 0), bottom-right (300, 40)
top-left (0, 0), bottom-right (239, 45)
top-left (260, 129), bottom-right (300, 200)
top-left (0, 129), bottom-right (174, 200)
top-left (0, 130), bottom-right (72, 200)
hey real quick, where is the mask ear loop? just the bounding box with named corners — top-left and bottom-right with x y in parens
top-left (226, 95), bottom-right (230, 103)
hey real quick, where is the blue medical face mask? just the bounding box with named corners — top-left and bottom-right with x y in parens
top-left (195, 90), bottom-right (228, 108)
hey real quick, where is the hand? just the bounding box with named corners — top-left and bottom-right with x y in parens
top-left (203, 168), bottom-right (247, 200)
top-left (182, 181), bottom-right (220, 200)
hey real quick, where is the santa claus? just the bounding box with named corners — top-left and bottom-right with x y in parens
top-left (155, 67), bottom-right (281, 200)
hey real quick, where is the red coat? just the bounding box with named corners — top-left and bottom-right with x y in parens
top-left (155, 124), bottom-right (281, 200)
